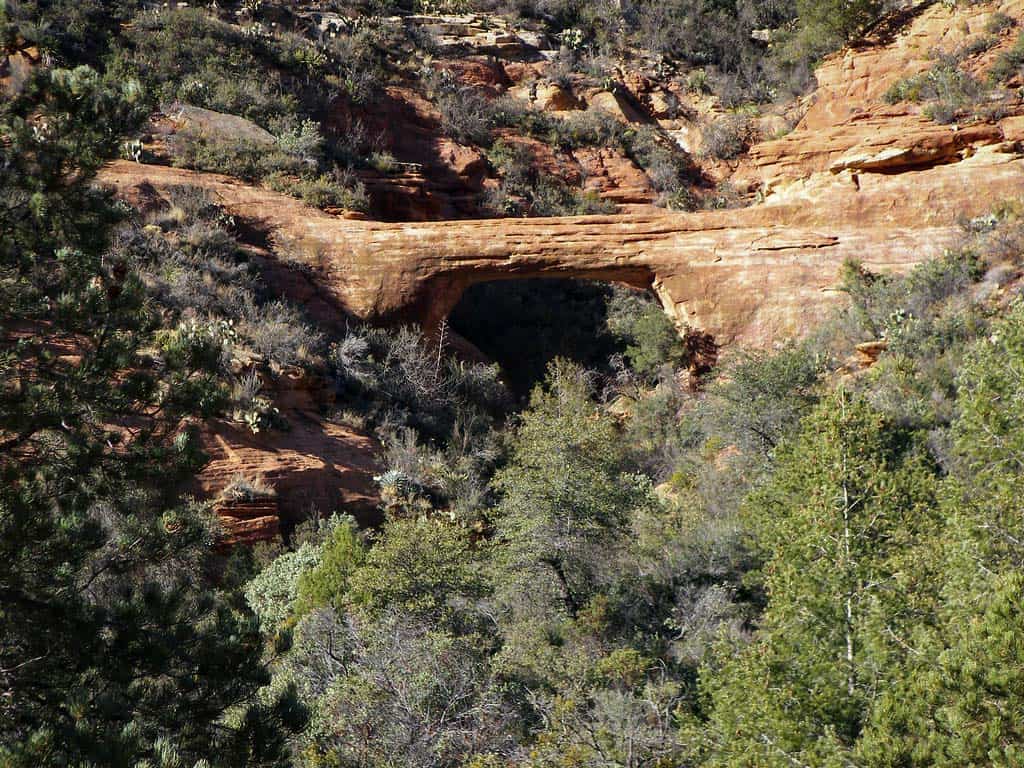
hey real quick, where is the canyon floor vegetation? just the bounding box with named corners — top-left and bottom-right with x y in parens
top-left (4, 0), bottom-right (1024, 767)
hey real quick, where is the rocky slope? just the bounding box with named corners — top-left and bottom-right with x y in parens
top-left (98, 0), bottom-right (1024, 542)
top-left (740, 0), bottom-right (1024, 184)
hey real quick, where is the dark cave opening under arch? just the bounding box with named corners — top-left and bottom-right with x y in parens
top-left (446, 278), bottom-right (659, 399)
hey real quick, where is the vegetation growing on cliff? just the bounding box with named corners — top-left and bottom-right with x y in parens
top-left (0, 64), bottom-right (303, 767)
top-left (5, 0), bottom-right (1024, 766)
top-left (0, 0), bottom-right (879, 218)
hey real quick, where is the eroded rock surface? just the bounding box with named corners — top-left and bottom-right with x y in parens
top-left (97, 0), bottom-right (1024, 544)
top-left (103, 137), bottom-right (1024, 347)
top-left (201, 415), bottom-right (382, 543)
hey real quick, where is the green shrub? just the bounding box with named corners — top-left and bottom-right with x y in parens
top-left (989, 31), bottom-right (1024, 83)
top-left (488, 108), bottom-right (693, 209)
top-left (529, 181), bottom-right (615, 216)
top-left (620, 124), bottom-right (696, 204)
top-left (703, 180), bottom-right (745, 210)
top-left (167, 114), bottom-right (370, 209)
top-left (607, 290), bottom-right (687, 382)
top-left (484, 139), bottom-right (614, 217)
top-left (271, 117), bottom-right (325, 164)
top-left (437, 83), bottom-right (498, 146)
top-left (493, 359), bottom-right (657, 624)
top-left (329, 324), bottom-right (509, 440)
top-left (218, 473), bottom-right (276, 502)
top-left (553, 107), bottom-right (626, 148)
top-left (838, 250), bottom-right (984, 342)
top-left (701, 114), bottom-right (756, 160)
top-left (347, 517), bottom-right (488, 626)
top-left (486, 100), bottom-right (625, 151)
top-left (287, 612), bottom-right (505, 768)
top-left (710, 343), bottom-right (825, 460)
top-left (120, 210), bottom-right (327, 375)
top-left (264, 170), bottom-right (369, 211)
top-left (985, 11), bottom-right (1016, 35)
top-left (294, 517), bottom-right (367, 616)
top-left (323, 21), bottom-right (398, 104)
top-left (956, 34), bottom-right (999, 58)
top-left (115, 9), bottom-right (299, 127)
top-left (242, 299), bottom-right (323, 367)
top-left (369, 151), bottom-right (399, 174)
top-left (244, 542), bottom-right (322, 630)
top-left (791, 0), bottom-right (883, 61)
top-left (169, 131), bottom-right (302, 180)
top-left (884, 61), bottom-right (985, 123)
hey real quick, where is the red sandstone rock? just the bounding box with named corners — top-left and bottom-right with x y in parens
top-left (855, 340), bottom-right (889, 368)
top-left (800, 0), bottom-right (1024, 130)
top-left (0, 41), bottom-right (39, 94)
top-left (433, 58), bottom-right (511, 95)
top-left (100, 137), bottom-right (1024, 348)
top-left (573, 147), bottom-right (656, 206)
top-left (196, 414), bottom-right (383, 535)
top-left (99, 5), bottom-right (1024, 346)
top-left (535, 82), bottom-right (583, 112)
top-left (215, 500), bottom-right (282, 546)
top-left (740, 111), bottom-right (1018, 188)
top-left (738, 0), bottom-right (1024, 188)
top-left (585, 89), bottom-right (650, 124)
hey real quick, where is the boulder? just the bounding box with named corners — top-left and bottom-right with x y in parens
top-left (586, 90), bottom-right (649, 123)
top-left (432, 58), bottom-right (511, 95)
top-left (215, 499), bottom-right (281, 546)
top-left (535, 82), bottom-right (582, 111)
top-left (0, 42), bottom-right (39, 95)
top-left (166, 102), bottom-right (276, 145)
top-left (855, 340), bottom-right (889, 368)
top-left (574, 147), bottom-right (655, 205)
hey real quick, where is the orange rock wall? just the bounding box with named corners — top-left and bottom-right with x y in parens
top-left (103, 138), bottom-right (1024, 346)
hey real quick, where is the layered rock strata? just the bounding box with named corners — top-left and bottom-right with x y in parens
top-left (103, 140), bottom-right (1024, 347)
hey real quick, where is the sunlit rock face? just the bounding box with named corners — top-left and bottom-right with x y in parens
top-left (104, 133), bottom-right (1024, 348)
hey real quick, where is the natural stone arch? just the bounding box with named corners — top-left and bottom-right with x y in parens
top-left (101, 145), bottom-right (1024, 348)
top-left (403, 263), bottom-right (662, 339)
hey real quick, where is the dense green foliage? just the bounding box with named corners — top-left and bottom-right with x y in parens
top-left (7, 1), bottom-right (1024, 766)
top-left (0, 64), bottom-right (302, 766)
top-left (692, 395), bottom-right (942, 765)
top-left (496, 0), bottom-right (841, 103)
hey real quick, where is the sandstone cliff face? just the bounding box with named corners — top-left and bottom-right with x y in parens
top-left (740, 0), bottom-right (1024, 186)
top-left (102, 133), bottom-right (1024, 347)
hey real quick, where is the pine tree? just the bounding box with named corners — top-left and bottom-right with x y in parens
top-left (0, 65), bottom-right (302, 766)
top-left (493, 360), bottom-right (654, 620)
top-left (692, 392), bottom-right (940, 767)
top-left (489, 360), bottom-right (658, 686)
top-left (857, 302), bottom-right (1024, 766)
